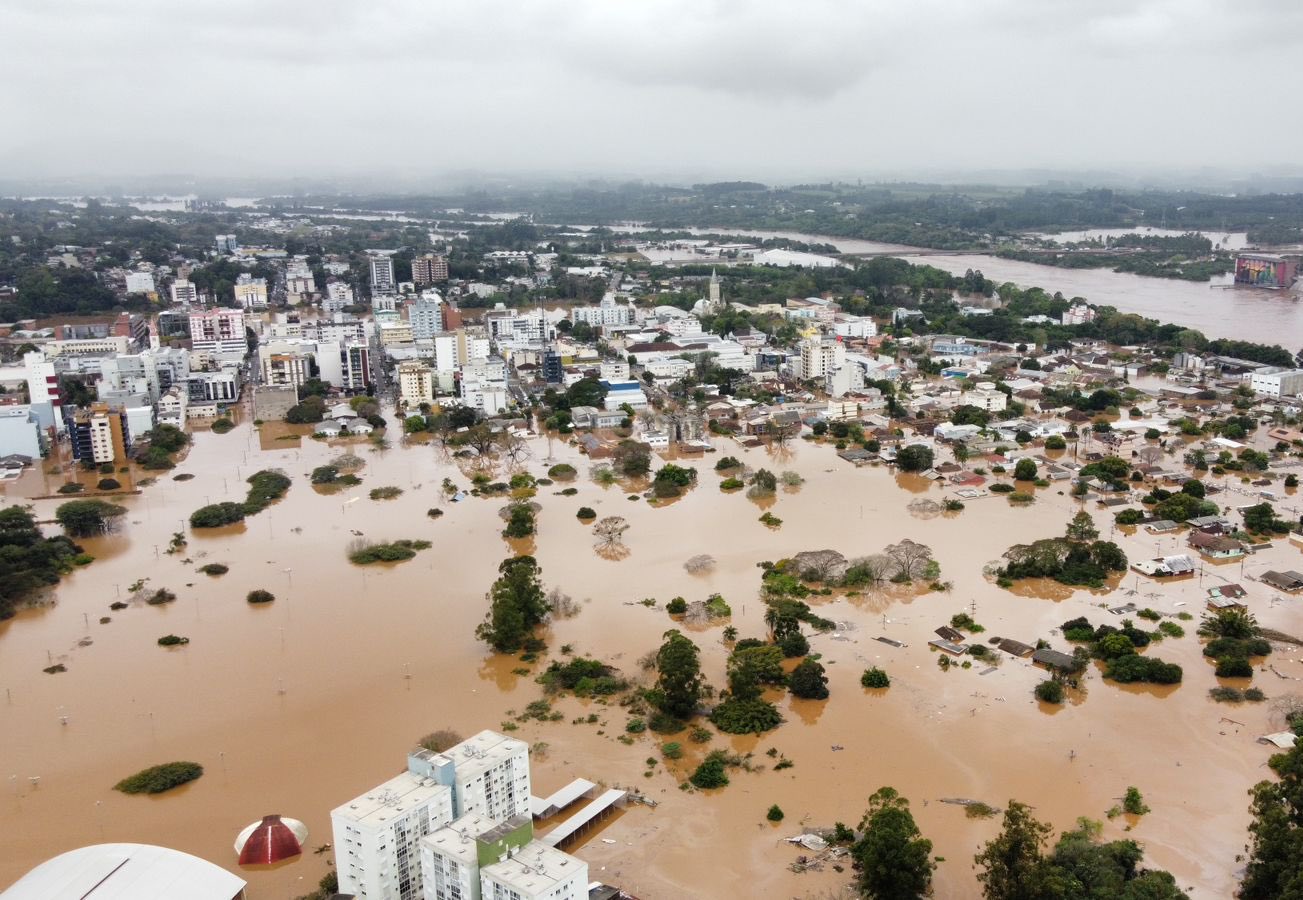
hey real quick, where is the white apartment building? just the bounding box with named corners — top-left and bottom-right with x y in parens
top-left (411, 254), bottom-right (449, 285)
top-left (23, 351), bottom-right (64, 433)
top-left (480, 842), bottom-right (587, 900)
top-left (797, 337), bottom-right (846, 381)
top-left (1061, 303), bottom-right (1097, 326)
top-left (962, 383), bottom-right (1009, 412)
top-left (125, 271), bottom-right (156, 294)
top-left (325, 281), bottom-right (356, 313)
top-left (370, 255), bottom-right (396, 293)
top-left (833, 316), bottom-right (878, 340)
top-left (170, 279), bottom-right (198, 305)
top-left (307, 316), bottom-right (372, 345)
top-left (420, 813), bottom-right (501, 900)
top-left (458, 363), bottom-right (509, 416)
top-left (599, 360), bottom-right (630, 381)
top-left (662, 316), bottom-right (702, 338)
top-left (398, 362), bottom-right (435, 409)
top-left (189, 308), bottom-right (247, 355)
top-left (643, 357), bottom-right (693, 380)
top-left (233, 273), bottom-right (268, 309)
top-left (409, 299), bottom-right (444, 341)
top-left (572, 294), bottom-right (635, 329)
top-left (1246, 367), bottom-right (1303, 399)
top-left (332, 771), bottom-right (455, 900)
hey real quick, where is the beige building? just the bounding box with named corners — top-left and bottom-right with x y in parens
top-left (398, 361), bottom-right (435, 409)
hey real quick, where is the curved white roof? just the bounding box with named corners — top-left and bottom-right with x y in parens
top-left (3, 843), bottom-right (246, 899)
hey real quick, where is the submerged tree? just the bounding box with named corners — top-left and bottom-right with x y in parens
top-left (55, 499), bottom-right (127, 537)
top-left (475, 556), bottom-right (548, 652)
top-left (1242, 740), bottom-right (1303, 899)
top-left (651, 629), bottom-right (704, 720)
top-left (853, 786), bottom-right (935, 899)
top-left (593, 516), bottom-right (629, 548)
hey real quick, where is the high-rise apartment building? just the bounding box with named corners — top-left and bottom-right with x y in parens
top-left (334, 730), bottom-right (539, 900)
top-left (411, 254), bottom-right (449, 285)
top-left (409, 299), bottom-right (443, 341)
top-left (68, 402), bottom-right (131, 464)
top-left (215, 234), bottom-right (238, 254)
top-left (332, 771), bottom-right (455, 900)
top-left (233, 273), bottom-right (268, 309)
top-left (370, 256), bottom-right (396, 293)
top-left (188, 308), bottom-right (247, 355)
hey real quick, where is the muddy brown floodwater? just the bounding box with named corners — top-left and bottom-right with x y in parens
top-left (1, 420), bottom-right (1300, 898)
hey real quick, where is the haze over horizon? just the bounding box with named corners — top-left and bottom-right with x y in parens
top-left (4, 0), bottom-right (1303, 189)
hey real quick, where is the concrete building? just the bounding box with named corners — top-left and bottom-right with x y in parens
top-left (215, 234), bottom-right (239, 254)
top-left (46, 335), bottom-right (131, 357)
top-left (170, 279), bottom-right (198, 305)
top-left (233, 274), bottom-right (268, 309)
top-left (480, 841), bottom-right (587, 900)
top-left (412, 254), bottom-right (449, 285)
top-left (0, 405), bottom-right (46, 458)
top-left (253, 385), bottom-right (299, 421)
top-left (325, 280), bottom-right (356, 313)
top-left (1061, 303), bottom-right (1097, 326)
top-left (380, 322), bottom-right (415, 346)
top-left (410, 299), bottom-right (444, 341)
top-left (189, 308), bottom-right (247, 355)
top-left (399, 361), bottom-right (436, 409)
top-left (1246, 367), bottom-right (1303, 399)
top-left (335, 730), bottom-right (536, 900)
top-left (370, 255), bottom-right (396, 294)
top-left (797, 337), bottom-right (846, 381)
top-left (23, 350), bottom-right (63, 433)
top-left (832, 316), bottom-right (878, 339)
top-left (419, 814), bottom-right (537, 900)
top-left (125, 271), bottom-right (156, 294)
top-left (332, 771), bottom-right (455, 900)
top-left (187, 369), bottom-right (242, 403)
top-left (67, 402), bottom-right (130, 464)
top-left (261, 347), bottom-right (313, 388)
top-left (486, 306), bottom-right (552, 346)
top-left (572, 294), bottom-right (635, 329)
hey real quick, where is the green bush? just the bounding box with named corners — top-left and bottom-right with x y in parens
top-left (989, 483), bottom-right (1014, 493)
top-left (861, 667), bottom-right (890, 689)
top-left (1104, 653), bottom-right (1182, 684)
top-left (719, 477), bottom-right (744, 490)
top-left (1214, 656), bottom-right (1253, 678)
top-left (689, 753), bottom-right (729, 789)
top-left (710, 698), bottom-right (782, 734)
top-left (114, 761), bottom-right (203, 794)
top-left (198, 563), bottom-right (228, 576)
top-left (1045, 435), bottom-right (1067, 450)
top-left (369, 486), bottom-right (403, 500)
top-left (57, 482), bottom-right (84, 494)
top-left (576, 507), bottom-right (596, 519)
top-left (548, 463), bottom-right (577, 479)
top-left (210, 418), bottom-right (234, 434)
top-left (666, 597), bottom-right (688, 615)
top-left (767, 804), bottom-right (785, 822)
top-left (157, 634), bottom-right (189, 646)
top-left (189, 502), bottom-right (246, 528)
top-left (714, 456), bottom-right (741, 470)
top-left (349, 539), bottom-right (431, 565)
top-left (96, 478), bottom-right (121, 491)
top-left (662, 741), bottom-right (684, 760)
top-left (246, 590), bottom-right (275, 604)
top-left (1035, 680), bottom-right (1064, 703)
top-left (779, 631), bottom-right (809, 658)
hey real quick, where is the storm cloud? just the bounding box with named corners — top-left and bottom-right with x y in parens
top-left (1, 0), bottom-right (1301, 183)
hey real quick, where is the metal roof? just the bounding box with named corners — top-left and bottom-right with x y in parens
top-left (3, 843), bottom-right (246, 899)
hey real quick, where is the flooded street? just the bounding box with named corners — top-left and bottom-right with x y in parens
top-left (616, 225), bottom-right (1302, 346)
top-left (1, 421), bottom-right (1300, 898)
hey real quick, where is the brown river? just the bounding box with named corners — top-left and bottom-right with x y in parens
top-left (2, 419), bottom-right (1301, 898)
top-left (615, 225), bottom-right (1303, 347)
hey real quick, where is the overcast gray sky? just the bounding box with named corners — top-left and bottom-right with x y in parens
top-left (3, 0), bottom-right (1302, 184)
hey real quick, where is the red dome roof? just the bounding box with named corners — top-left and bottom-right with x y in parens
top-left (236, 815), bottom-right (305, 866)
